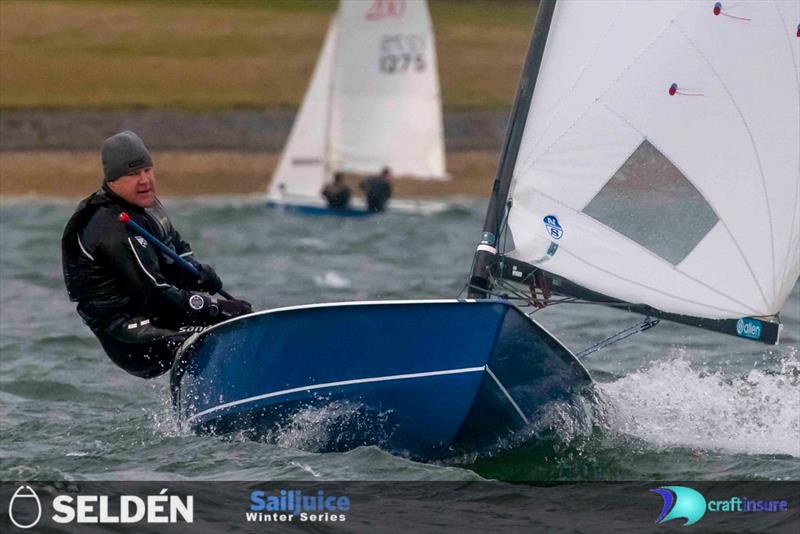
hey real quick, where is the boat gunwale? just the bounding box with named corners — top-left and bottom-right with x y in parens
top-left (169, 299), bottom-right (591, 421)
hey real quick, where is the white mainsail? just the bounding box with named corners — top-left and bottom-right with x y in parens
top-left (268, 16), bottom-right (337, 200)
top-left (330, 0), bottom-right (446, 178)
top-left (269, 0), bottom-right (447, 203)
top-left (506, 0), bottom-right (799, 320)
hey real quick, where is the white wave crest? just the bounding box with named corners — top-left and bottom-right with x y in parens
top-left (312, 271), bottom-right (352, 289)
top-left (265, 400), bottom-right (391, 453)
top-left (600, 350), bottom-right (800, 457)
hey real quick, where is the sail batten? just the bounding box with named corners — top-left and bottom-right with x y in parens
top-left (494, 0), bottom-right (799, 323)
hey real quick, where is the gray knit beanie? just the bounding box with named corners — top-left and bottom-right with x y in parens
top-left (101, 131), bottom-right (153, 182)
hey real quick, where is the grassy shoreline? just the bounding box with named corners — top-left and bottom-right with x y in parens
top-left (0, 0), bottom-right (537, 110)
top-left (0, 0), bottom-right (532, 197)
top-left (0, 149), bottom-right (499, 198)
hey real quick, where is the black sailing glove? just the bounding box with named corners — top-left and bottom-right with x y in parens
top-left (215, 298), bottom-right (252, 320)
top-left (196, 262), bottom-right (223, 294)
top-left (187, 295), bottom-right (251, 324)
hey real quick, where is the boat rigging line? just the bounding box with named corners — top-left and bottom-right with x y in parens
top-left (575, 318), bottom-right (661, 360)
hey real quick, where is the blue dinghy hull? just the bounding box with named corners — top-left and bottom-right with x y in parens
top-left (171, 300), bottom-right (592, 460)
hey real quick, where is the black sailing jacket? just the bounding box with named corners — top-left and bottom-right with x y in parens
top-left (62, 185), bottom-right (208, 331)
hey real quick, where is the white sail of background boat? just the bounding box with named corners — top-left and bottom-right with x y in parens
top-left (267, 0), bottom-right (448, 214)
top-left (470, 0), bottom-right (799, 344)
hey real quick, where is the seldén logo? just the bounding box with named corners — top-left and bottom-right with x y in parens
top-left (8, 486), bottom-right (42, 529)
top-left (7, 484), bottom-right (193, 528)
top-left (651, 485), bottom-right (790, 526)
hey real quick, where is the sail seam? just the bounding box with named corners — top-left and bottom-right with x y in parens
top-left (772, 0), bottom-right (800, 301)
top-left (674, 19), bottom-right (778, 303)
top-left (557, 244), bottom-right (760, 317)
top-left (594, 103), bottom-right (771, 310)
top-left (580, 122), bottom-right (644, 213)
top-left (516, 4), bottom-right (685, 177)
top-left (524, 2), bottom-right (625, 164)
top-left (773, 0), bottom-right (800, 79)
top-left (532, 190), bottom-right (763, 315)
top-left (511, 4), bottom-right (772, 310)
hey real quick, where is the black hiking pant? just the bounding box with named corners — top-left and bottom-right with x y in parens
top-left (92, 315), bottom-right (201, 379)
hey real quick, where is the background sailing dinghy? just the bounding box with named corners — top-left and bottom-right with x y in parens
top-left (266, 0), bottom-right (449, 217)
top-left (172, 0), bottom-right (799, 460)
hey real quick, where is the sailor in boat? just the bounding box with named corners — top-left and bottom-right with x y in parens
top-left (61, 131), bottom-right (252, 379)
top-left (359, 166), bottom-right (393, 212)
top-left (321, 172), bottom-right (352, 210)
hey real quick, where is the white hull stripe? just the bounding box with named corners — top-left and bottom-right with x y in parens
top-left (186, 366), bottom-right (487, 424)
top-left (485, 366), bottom-right (530, 425)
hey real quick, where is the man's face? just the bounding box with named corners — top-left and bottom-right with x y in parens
top-left (107, 166), bottom-right (156, 208)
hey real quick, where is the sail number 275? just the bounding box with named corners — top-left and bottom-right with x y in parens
top-left (380, 34), bottom-right (427, 73)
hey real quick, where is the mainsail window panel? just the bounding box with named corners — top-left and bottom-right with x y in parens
top-left (582, 140), bottom-right (718, 265)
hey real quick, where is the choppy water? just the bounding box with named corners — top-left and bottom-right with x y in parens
top-left (1, 197), bottom-right (798, 482)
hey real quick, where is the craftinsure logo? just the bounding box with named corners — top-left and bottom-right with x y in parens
top-left (7, 484), bottom-right (193, 529)
top-left (247, 489), bottom-right (349, 523)
top-left (651, 485), bottom-right (789, 526)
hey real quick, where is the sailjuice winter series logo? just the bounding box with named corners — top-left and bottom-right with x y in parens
top-left (247, 489), bottom-right (349, 524)
top-left (651, 486), bottom-right (789, 526)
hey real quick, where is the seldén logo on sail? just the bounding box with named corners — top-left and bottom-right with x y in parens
top-left (650, 486), bottom-right (789, 526)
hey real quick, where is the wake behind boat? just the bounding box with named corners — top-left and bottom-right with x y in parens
top-left (266, 0), bottom-right (449, 216)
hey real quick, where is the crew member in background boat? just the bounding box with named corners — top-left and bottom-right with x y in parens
top-left (321, 172), bottom-right (351, 209)
top-left (359, 166), bottom-right (393, 212)
top-left (61, 131), bottom-right (252, 379)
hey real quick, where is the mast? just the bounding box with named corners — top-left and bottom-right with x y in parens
top-left (468, 0), bottom-right (557, 298)
top-left (323, 10), bottom-right (340, 183)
